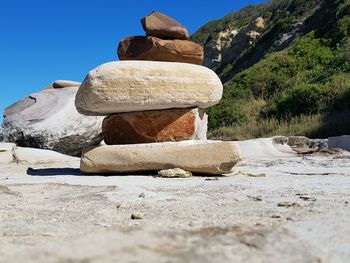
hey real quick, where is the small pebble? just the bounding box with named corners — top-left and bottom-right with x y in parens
top-left (277, 202), bottom-right (300, 208)
top-left (157, 168), bottom-right (192, 178)
top-left (296, 193), bottom-right (308, 196)
top-left (131, 213), bottom-right (143, 220)
top-left (299, 196), bottom-right (316, 202)
top-left (205, 177), bottom-right (219, 181)
top-left (271, 215), bottom-right (282, 219)
top-left (248, 195), bottom-right (262, 201)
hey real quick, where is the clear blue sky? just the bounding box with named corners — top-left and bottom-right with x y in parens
top-left (0, 0), bottom-right (267, 122)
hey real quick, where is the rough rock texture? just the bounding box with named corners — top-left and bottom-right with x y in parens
top-left (157, 168), bottom-right (192, 178)
top-left (273, 136), bottom-right (313, 148)
top-left (118, 36), bottom-right (204, 65)
top-left (328, 135), bottom-right (350, 151)
top-left (203, 17), bottom-right (265, 70)
top-left (80, 140), bottom-right (241, 175)
top-left (2, 86), bottom-right (103, 156)
top-left (273, 136), bottom-right (328, 150)
top-left (141, 11), bottom-right (189, 40)
top-left (102, 108), bottom-right (207, 145)
top-left (276, 22), bottom-right (304, 51)
top-left (0, 142), bottom-right (79, 166)
top-left (0, 127), bottom-right (4, 142)
top-left (52, 80), bottom-right (81, 89)
top-left (0, 138), bottom-right (350, 263)
top-left (0, 143), bottom-right (15, 164)
top-left (75, 61), bottom-right (223, 115)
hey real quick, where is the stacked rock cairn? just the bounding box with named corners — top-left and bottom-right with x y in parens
top-left (75, 11), bottom-right (241, 175)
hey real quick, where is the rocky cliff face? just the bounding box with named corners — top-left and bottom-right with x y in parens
top-left (192, 0), bottom-right (350, 140)
top-left (204, 17), bottom-right (265, 70)
top-left (192, 0), bottom-right (323, 79)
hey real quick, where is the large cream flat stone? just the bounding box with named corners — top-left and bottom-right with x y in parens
top-left (75, 61), bottom-right (223, 115)
top-left (80, 140), bottom-right (241, 175)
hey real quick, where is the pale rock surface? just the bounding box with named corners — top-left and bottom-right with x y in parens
top-left (328, 135), bottom-right (350, 151)
top-left (14, 147), bottom-right (79, 165)
top-left (75, 61), bottom-right (223, 115)
top-left (0, 138), bottom-right (350, 262)
top-left (254, 17), bottom-right (265, 29)
top-left (0, 142), bottom-right (79, 166)
top-left (276, 22), bottom-right (304, 50)
top-left (0, 143), bottom-right (16, 164)
top-left (204, 17), bottom-right (265, 70)
top-left (80, 140), bottom-right (241, 174)
top-left (238, 138), bottom-right (296, 160)
top-left (2, 86), bottom-right (103, 156)
top-left (247, 30), bottom-right (260, 45)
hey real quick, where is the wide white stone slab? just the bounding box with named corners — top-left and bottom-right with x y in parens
top-left (75, 61), bottom-right (223, 115)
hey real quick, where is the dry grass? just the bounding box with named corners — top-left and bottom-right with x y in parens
top-left (208, 111), bottom-right (350, 140)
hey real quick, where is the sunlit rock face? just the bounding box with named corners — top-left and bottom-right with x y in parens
top-left (2, 84), bottom-right (103, 156)
top-left (203, 17), bottom-right (265, 70)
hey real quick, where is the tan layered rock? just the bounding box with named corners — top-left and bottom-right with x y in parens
top-left (75, 61), bottom-right (223, 115)
top-left (141, 11), bottom-right (189, 40)
top-left (102, 108), bottom-right (207, 145)
top-left (118, 36), bottom-right (204, 65)
top-left (80, 140), bottom-right (241, 175)
top-left (203, 17), bottom-right (266, 70)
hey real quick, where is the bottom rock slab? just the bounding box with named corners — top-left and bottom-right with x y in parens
top-left (80, 140), bottom-right (241, 175)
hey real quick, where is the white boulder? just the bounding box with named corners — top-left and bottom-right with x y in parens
top-left (2, 84), bottom-right (103, 156)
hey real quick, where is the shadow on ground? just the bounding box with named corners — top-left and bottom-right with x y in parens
top-left (27, 167), bottom-right (83, 176)
top-left (26, 168), bottom-right (226, 178)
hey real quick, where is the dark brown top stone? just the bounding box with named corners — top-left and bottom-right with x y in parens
top-left (141, 11), bottom-right (189, 40)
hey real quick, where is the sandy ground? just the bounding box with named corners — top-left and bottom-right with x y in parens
top-left (0, 139), bottom-right (350, 263)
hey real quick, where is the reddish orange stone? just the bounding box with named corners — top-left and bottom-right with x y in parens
top-left (118, 36), bottom-right (204, 65)
top-left (102, 108), bottom-right (207, 145)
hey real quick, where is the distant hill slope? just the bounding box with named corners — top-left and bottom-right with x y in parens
top-left (192, 0), bottom-right (350, 139)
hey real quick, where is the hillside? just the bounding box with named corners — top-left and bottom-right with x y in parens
top-left (192, 0), bottom-right (350, 139)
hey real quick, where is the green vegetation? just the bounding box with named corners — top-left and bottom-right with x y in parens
top-left (209, 112), bottom-right (350, 140)
top-left (192, 0), bottom-right (350, 139)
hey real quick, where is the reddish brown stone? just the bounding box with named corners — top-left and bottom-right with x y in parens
top-left (117, 36), bottom-right (204, 65)
top-left (102, 108), bottom-right (207, 145)
top-left (141, 11), bottom-right (189, 40)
